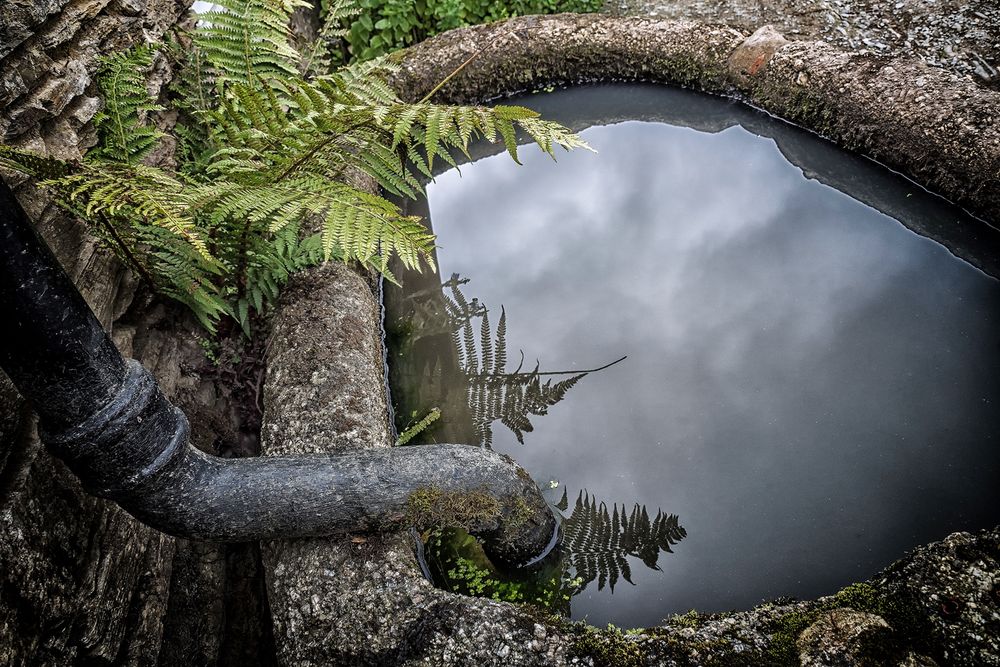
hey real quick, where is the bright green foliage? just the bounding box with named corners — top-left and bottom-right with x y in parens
top-left (195, 0), bottom-right (309, 85)
top-left (0, 0), bottom-right (589, 334)
top-left (331, 0), bottom-right (605, 63)
top-left (444, 555), bottom-right (574, 607)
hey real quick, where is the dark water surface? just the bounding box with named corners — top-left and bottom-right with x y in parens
top-left (384, 84), bottom-right (1000, 627)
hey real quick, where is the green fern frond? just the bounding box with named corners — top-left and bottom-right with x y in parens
top-left (54, 164), bottom-right (210, 257)
top-left (0, 0), bottom-right (591, 336)
top-left (184, 177), bottom-right (436, 272)
top-left (300, 0), bottom-right (359, 76)
top-left (144, 227), bottom-right (230, 331)
top-left (0, 145), bottom-right (77, 180)
top-left (396, 407), bottom-right (441, 445)
top-left (337, 55), bottom-right (401, 104)
top-left (195, 0), bottom-right (309, 88)
top-left (518, 116), bottom-right (595, 157)
top-left (166, 32), bottom-right (218, 173)
top-left (90, 46), bottom-right (165, 164)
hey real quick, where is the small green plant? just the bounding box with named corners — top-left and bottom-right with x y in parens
top-left (318, 0), bottom-right (604, 63)
top-left (670, 609), bottom-right (704, 629)
top-left (395, 407), bottom-right (441, 444)
top-left (0, 0), bottom-right (589, 334)
top-left (446, 556), bottom-right (576, 606)
top-left (429, 529), bottom-right (578, 608)
top-left (197, 335), bottom-right (222, 365)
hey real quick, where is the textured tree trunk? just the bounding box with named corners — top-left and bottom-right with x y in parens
top-left (0, 3), bottom-right (269, 665)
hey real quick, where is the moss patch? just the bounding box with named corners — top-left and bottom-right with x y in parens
top-left (830, 582), bottom-right (925, 651)
top-left (569, 624), bottom-right (645, 667)
top-left (565, 619), bottom-right (763, 667)
top-left (507, 495), bottom-right (535, 531)
top-left (405, 486), bottom-right (502, 531)
top-left (765, 610), bottom-right (820, 665)
top-left (759, 582), bottom-right (925, 665)
top-left (669, 609), bottom-right (706, 629)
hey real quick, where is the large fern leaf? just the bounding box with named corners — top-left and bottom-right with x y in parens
top-left (0, 0), bottom-right (591, 334)
top-left (195, 0), bottom-right (308, 87)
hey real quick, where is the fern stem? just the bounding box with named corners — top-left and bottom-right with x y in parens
top-left (240, 0), bottom-right (256, 87)
top-left (98, 213), bottom-right (158, 287)
top-left (275, 117), bottom-right (380, 181)
top-left (233, 223), bottom-right (252, 301)
top-left (189, 46), bottom-right (218, 151)
top-left (417, 31), bottom-right (514, 104)
top-left (479, 355), bottom-right (627, 378)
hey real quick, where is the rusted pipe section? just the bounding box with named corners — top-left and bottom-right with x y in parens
top-left (0, 178), bottom-right (555, 566)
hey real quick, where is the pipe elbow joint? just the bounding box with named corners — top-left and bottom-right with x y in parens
top-left (37, 361), bottom-right (558, 567)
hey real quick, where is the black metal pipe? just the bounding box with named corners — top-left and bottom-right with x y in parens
top-left (0, 178), bottom-right (556, 566)
top-left (0, 182), bottom-right (129, 430)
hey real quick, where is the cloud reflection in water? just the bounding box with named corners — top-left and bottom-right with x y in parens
top-left (411, 86), bottom-right (1000, 627)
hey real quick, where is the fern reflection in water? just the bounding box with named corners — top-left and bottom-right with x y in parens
top-left (390, 274), bottom-right (622, 447)
top-left (556, 490), bottom-right (686, 594)
top-left (390, 273), bottom-right (685, 612)
top-left (424, 488), bottom-right (686, 614)
top-left (389, 83), bottom-right (1000, 626)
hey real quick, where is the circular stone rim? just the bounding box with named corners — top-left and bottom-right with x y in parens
top-left (391, 14), bottom-right (1000, 226)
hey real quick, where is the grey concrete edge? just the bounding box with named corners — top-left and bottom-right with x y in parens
top-left (259, 14), bottom-right (1000, 666)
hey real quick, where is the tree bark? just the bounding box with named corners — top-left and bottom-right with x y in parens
top-left (0, 3), bottom-right (256, 665)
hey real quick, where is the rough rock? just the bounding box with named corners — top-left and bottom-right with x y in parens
top-left (877, 529), bottom-right (1000, 667)
top-left (0, 0), bottom-right (185, 145)
top-left (610, 0), bottom-right (1000, 88)
top-left (797, 608), bottom-right (894, 666)
top-left (728, 24), bottom-right (788, 83)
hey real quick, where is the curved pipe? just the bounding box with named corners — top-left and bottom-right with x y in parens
top-left (0, 179), bottom-right (556, 567)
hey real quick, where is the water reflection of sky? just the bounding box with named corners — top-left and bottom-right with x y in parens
top-left (418, 87), bottom-right (1000, 627)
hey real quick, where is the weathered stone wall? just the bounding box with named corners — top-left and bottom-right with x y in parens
top-left (1, 0), bottom-right (186, 153)
top-left (391, 15), bottom-right (1000, 225)
top-left (610, 0), bottom-right (1000, 88)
